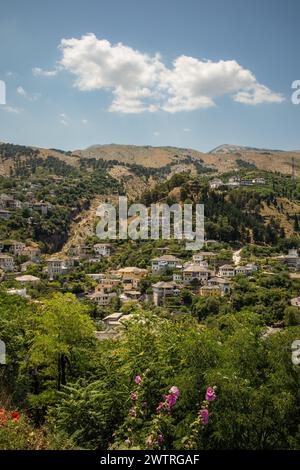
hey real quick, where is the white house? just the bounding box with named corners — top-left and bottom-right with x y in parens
top-left (183, 264), bottom-right (210, 283)
top-left (152, 281), bottom-right (181, 306)
top-left (218, 264), bottom-right (235, 277)
top-left (102, 312), bottom-right (124, 328)
top-left (0, 254), bottom-right (14, 272)
top-left (235, 265), bottom-right (251, 276)
top-left (47, 258), bottom-right (75, 279)
top-left (207, 277), bottom-right (231, 294)
top-left (209, 178), bottom-right (223, 190)
top-left (151, 255), bottom-right (182, 273)
top-left (9, 241), bottom-right (26, 255)
top-left (192, 252), bottom-right (216, 264)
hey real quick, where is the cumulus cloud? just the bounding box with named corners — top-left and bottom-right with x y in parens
top-left (49, 33), bottom-right (284, 113)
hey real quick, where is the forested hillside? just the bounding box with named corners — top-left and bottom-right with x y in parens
top-left (1, 141), bottom-right (300, 450)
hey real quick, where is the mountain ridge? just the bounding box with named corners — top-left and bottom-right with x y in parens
top-left (1, 141), bottom-right (300, 177)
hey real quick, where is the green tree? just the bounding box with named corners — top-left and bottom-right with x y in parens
top-left (28, 293), bottom-right (96, 402)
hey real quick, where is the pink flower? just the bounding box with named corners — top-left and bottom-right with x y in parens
top-left (130, 392), bottom-right (137, 401)
top-left (129, 407), bottom-right (137, 417)
top-left (169, 386), bottom-right (180, 398)
top-left (156, 401), bottom-right (166, 412)
top-left (201, 408), bottom-right (209, 425)
top-left (157, 434), bottom-right (164, 444)
top-left (134, 375), bottom-right (141, 385)
top-left (205, 387), bottom-right (216, 402)
top-left (166, 393), bottom-right (178, 409)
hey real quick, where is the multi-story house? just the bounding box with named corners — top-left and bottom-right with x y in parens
top-left (218, 264), bottom-right (235, 277)
top-left (114, 267), bottom-right (148, 290)
top-left (152, 281), bottom-right (181, 306)
top-left (199, 285), bottom-right (221, 296)
top-left (192, 252), bottom-right (216, 264)
top-left (274, 248), bottom-right (300, 270)
top-left (0, 194), bottom-right (22, 209)
top-left (0, 254), bottom-right (15, 272)
top-left (207, 277), bottom-right (231, 294)
top-left (46, 258), bottom-right (75, 279)
top-left (235, 265), bottom-right (251, 276)
top-left (183, 264), bottom-right (210, 284)
top-left (9, 241), bottom-right (26, 255)
top-left (151, 255), bottom-right (182, 274)
top-left (89, 283), bottom-right (117, 306)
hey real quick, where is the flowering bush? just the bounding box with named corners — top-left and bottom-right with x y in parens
top-left (110, 375), bottom-right (181, 449)
top-left (0, 404), bottom-right (74, 450)
top-left (111, 373), bottom-right (217, 450)
top-left (182, 386), bottom-right (217, 449)
top-left (0, 406), bottom-right (31, 449)
top-left (145, 385), bottom-right (180, 449)
top-left (0, 407), bottom-right (21, 427)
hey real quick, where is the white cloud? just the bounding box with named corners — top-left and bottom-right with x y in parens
top-left (183, 128), bottom-right (191, 132)
top-left (32, 67), bottom-right (58, 77)
top-left (81, 118), bottom-right (88, 124)
top-left (52, 33), bottom-right (284, 113)
top-left (2, 105), bottom-right (23, 114)
top-left (16, 85), bottom-right (39, 101)
top-left (16, 86), bottom-right (27, 96)
top-left (59, 113), bottom-right (68, 126)
top-left (6, 71), bottom-right (17, 78)
top-left (153, 131), bottom-right (160, 136)
top-left (233, 84), bottom-right (284, 105)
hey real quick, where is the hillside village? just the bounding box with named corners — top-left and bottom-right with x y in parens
top-left (2, 142), bottom-right (300, 450)
top-left (2, 159), bottom-right (300, 340)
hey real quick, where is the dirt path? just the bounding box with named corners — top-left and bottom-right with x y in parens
top-left (232, 248), bottom-right (242, 266)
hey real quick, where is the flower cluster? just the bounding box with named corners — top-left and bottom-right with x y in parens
top-left (182, 386), bottom-right (217, 449)
top-left (0, 408), bottom-right (21, 427)
top-left (128, 375), bottom-right (143, 422)
top-left (145, 385), bottom-right (180, 449)
top-left (157, 385), bottom-right (180, 413)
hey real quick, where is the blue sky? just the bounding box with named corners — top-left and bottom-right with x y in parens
top-left (0, 0), bottom-right (299, 152)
